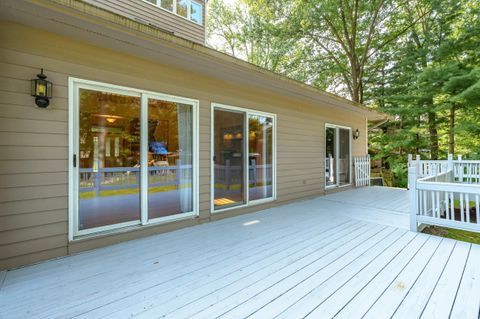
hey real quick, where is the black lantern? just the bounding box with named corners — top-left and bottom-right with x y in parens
top-left (31, 69), bottom-right (53, 108)
top-left (353, 128), bottom-right (360, 140)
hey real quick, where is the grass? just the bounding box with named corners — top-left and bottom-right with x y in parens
top-left (422, 225), bottom-right (480, 245)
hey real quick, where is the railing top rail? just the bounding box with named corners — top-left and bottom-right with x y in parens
top-left (416, 169), bottom-right (452, 182)
top-left (453, 160), bottom-right (480, 164)
top-left (416, 180), bottom-right (480, 193)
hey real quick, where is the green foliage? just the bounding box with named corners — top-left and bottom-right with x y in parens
top-left (207, 0), bottom-right (480, 187)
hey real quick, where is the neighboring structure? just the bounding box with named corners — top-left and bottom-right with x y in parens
top-left (0, 0), bottom-right (385, 270)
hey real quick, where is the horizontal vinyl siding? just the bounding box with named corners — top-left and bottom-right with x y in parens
top-left (0, 55), bottom-right (69, 269)
top-left (0, 22), bottom-right (368, 270)
top-left (83, 0), bottom-right (205, 44)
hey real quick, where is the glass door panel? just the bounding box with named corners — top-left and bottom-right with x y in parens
top-left (325, 127), bottom-right (336, 187)
top-left (147, 98), bottom-right (194, 219)
top-left (338, 128), bottom-right (350, 185)
top-left (78, 88), bottom-right (141, 230)
top-left (213, 109), bottom-right (245, 209)
top-left (248, 115), bottom-right (273, 201)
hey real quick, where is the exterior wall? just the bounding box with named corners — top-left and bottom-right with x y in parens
top-left (0, 21), bottom-right (368, 270)
top-left (82, 0), bottom-right (206, 44)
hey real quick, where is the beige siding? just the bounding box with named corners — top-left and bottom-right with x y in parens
top-left (0, 22), bottom-right (368, 270)
top-left (82, 0), bottom-right (205, 44)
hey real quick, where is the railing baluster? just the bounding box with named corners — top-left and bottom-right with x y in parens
top-left (422, 190), bottom-right (426, 216)
top-left (466, 193), bottom-right (470, 223)
top-left (450, 192), bottom-right (455, 220)
top-left (431, 190), bottom-right (436, 218)
top-left (460, 193), bottom-right (465, 222)
top-left (436, 191), bottom-right (441, 218)
top-left (476, 195), bottom-right (480, 224)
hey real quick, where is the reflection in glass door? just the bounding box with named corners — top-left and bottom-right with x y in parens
top-left (72, 79), bottom-right (198, 237)
top-left (249, 115), bottom-right (273, 201)
top-left (213, 109), bottom-right (245, 209)
top-left (147, 98), bottom-right (193, 219)
top-left (213, 105), bottom-right (276, 211)
top-left (325, 125), bottom-right (351, 188)
top-left (78, 88), bottom-right (141, 231)
top-left (325, 127), bottom-right (336, 187)
top-left (338, 128), bottom-right (351, 185)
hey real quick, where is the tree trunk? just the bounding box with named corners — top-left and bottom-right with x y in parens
top-left (449, 105), bottom-right (455, 155)
top-left (428, 112), bottom-right (438, 159)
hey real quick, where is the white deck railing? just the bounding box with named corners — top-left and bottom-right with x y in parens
top-left (354, 155), bottom-right (371, 187)
top-left (409, 154), bottom-right (480, 232)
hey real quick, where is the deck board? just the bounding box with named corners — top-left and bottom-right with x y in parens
top-left (0, 187), bottom-right (479, 319)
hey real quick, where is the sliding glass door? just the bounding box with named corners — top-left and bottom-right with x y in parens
top-left (325, 124), bottom-right (351, 188)
top-left (249, 115), bottom-right (273, 201)
top-left (325, 127), bottom-right (336, 187)
top-left (213, 109), bottom-right (246, 208)
top-left (78, 89), bottom-right (141, 230)
top-left (71, 79), bottom-right (198, 237)
top-left (212, 104), bottom-right (275, 211)
top-left (147, 98), bottom-right (194, 219)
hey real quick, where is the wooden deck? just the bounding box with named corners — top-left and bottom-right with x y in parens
top-left (1, 187), bottom-right (479, 319)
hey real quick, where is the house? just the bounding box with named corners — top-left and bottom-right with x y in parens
top-left (0, 0), bottom-right (385, 270)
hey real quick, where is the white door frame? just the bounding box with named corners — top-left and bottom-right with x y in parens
top-left (210, 102), bottom-right (277, 214)
top-left (68, 77), bottom-right (199, 240)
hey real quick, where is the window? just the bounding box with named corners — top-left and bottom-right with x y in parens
top-left (143, 0), bottom-right (204, 25)
top-left (176, 0), bottom-right (188, 18)
top-left (325, 124), bottom-right (351, 188)
top-left (190, 1), bottom-right (203, 24)
top-left (160, 0), bottom-right (174, 11)
top-left (70, 79), bottom-right (198, 238)
top-left (212, 103), bottom-right (276, 212)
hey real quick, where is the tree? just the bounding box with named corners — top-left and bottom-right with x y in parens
top-left (292, 0), bottom-right (424, 103)
top-left (207, 0), bottom-right (480, 185)
top-left (207, 0), bottom-right (304, 78)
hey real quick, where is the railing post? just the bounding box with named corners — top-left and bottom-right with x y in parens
top-left (175, 159), bottom-right (181, 189)
top-left (225, 159), bottom-right (231, 190)
top-left (416, 155), bottom-right (421, 176)
top-left (407, 154), bottom-right (412, 189)
top-left (458, 155), bottom-right (463, 182)
top-left (95, 170), bottom-right (101, 197)
top-left (408, 165), bottom-right (419, 232)
top-left (447, 154), bottom-right (453, 182)
top-left (447, 154), bottom-right (453, 170)
top-left (251, 159), bottom-right (257, 187)
top-left (367, 154), bottom-right (371, 186)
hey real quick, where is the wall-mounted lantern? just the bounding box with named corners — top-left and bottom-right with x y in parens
top-left (31, 68), bottom-right (53, 108)
top-left (353, 128), bottom-right (360, 140)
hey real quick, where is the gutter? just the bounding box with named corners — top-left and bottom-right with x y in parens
top-left (368, 118), bottom-right (390, 131)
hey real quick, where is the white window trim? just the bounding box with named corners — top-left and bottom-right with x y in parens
top-left (142, 0), bottom-right (204, 26)
top-left (210, 102), bottom-right (277, 214)
top-left (68, 77), bottom-right (199, 241)
top-left (325, 123), bottom-right (352, 190)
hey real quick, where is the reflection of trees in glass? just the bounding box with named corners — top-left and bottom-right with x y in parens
top-left (79, 89), bottom-right (140, 168)
top-left (148, 100), bottom-right (180, 153)
top-left (160, 0), bottom-right (173, 11)
top-left (176, 0), bottom-right (188, 17)
top-left (249, 116), bottom-right (273, 160)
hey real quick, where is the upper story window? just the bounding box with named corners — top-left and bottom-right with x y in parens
top-left (144, 0), bottom-right (203, 26)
